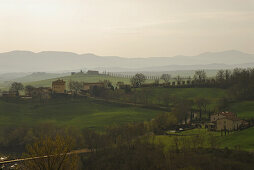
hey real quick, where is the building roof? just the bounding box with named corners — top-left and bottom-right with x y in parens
top-left (213, 111), bottom-right (242, 121)
top-left (52, 79), bottom-right (66, 85)
top-left (212, 111), bottom-right (236, 118)
top-left (220, 111), bottom-right (236, 117)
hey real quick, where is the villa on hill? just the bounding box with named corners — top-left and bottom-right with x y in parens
top-left (52, 79), bottom-right (66, 94)
top-left (207, 112), bottom-right (247, 131)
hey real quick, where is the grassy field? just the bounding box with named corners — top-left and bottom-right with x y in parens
top-left (153, 128), bottom-right (254, 152)
top-left (23, 74), bottom-right (156, 88)
top-left (23, 74), bottom-right (131, 88)
top-left (131, 87), bottom-right (227, 109)
top-left (0, 97), bottom-right (164, 130)
top-left (218, 127), bottom-right (254, 151)
top-left (228, 101), bottom-right (254, 119)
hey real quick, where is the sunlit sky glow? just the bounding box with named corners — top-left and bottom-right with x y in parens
top-left (0, 0), bottom-right (254, 57)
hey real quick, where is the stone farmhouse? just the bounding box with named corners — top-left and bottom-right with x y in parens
top-left (209, 112), bottom-right (246, 131)
top-left (26, 87), bottom-right (52, 98)
top-left (52, 79), bottom-right (66, 94)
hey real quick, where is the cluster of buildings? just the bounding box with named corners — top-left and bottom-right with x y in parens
top-left (206, 112), bottom-right (248, 131)
top-left (71, 70), bottom-right (99, 76)
top-left (0, 79), bottom-right (107, 98)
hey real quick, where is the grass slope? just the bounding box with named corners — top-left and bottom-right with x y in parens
top-left (134, 87), bottom-right (227, 109)
top-left (218, 127), bottom-right (254, 151)
top-left (23, 74), bottom-right (131, 88)
top-left (229, 101), bottom-right (254, 119)
top-left (154, 128), bottom-right (254, 151)
top-left (0, 98), bottom-right (163, 130)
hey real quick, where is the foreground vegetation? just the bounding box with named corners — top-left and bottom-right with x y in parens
top-left (8, 121), bottom-right (254, 170)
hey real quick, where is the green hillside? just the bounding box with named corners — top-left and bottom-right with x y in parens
top-left (228, 101), bottom-right (254, 119)
top-left (24, 74), bottom-right (132, 88)
top-left (154, 128), bottom-right (254, 152)
top-left (219, 127), bottom-right (254, 151)
top-left (0, 98), bottom-right (163, 130)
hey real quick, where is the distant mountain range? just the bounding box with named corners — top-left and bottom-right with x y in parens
top-left (0, 72), bottom-right (69, 83)
top-left (0, 50), bottom-right (254, 73)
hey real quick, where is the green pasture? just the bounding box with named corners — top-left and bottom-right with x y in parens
top-left (133, 87), bottom-right (227, 109)
top-left (23, 74), bottom-right (131, 88)
top-left (153, 127), bottom-right (254, 152)
top-left (0, 97), bottom-right (163, 130)
top-left (228, 101), bottom-right (254, 119)
top-left (23, 74), bottom-right (154, 88)
top-left (218, 127), bottom-right (254, 151)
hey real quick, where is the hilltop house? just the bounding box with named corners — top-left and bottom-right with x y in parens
top-left (52, 79), bottom-right (66, 94)
top-left (87, 70), bottom-right (99, 75)
top-left (209, 112), bottom-right (246, 131)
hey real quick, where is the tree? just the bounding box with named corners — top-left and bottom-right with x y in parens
top-left (130, 73), bottom-right (146, 87)
top-left (152, 113), bottom-right (177, 134)
top-left (194, 97), bottom-right (209, 120)
top-left (154, 78), bottom-right (160, 86)
top-left (193, 70), bottom-right (207, 84)
top-left (172, 99), bottom-right (192, 124)
top-left (69, 80), bottom-right (84, 94)
top-left (102, 80), bottom-right (114, 90)
top-left (161, 74), bottom-right (171, 83)
top-left (25, 85), bottom-right (35, 96)
top-left (21, 135), bottom-right (79, 170)
top-left (9, 82), bottom-right (24, 95)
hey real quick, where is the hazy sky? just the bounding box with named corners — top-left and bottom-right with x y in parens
top-left (0, 0), bottom-right (254, 58)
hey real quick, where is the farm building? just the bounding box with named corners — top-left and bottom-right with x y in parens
top-left (209, 112), bottom-right (245, 131)
top-left (52, 79), bottom-right (66, 94)
top-left (216, 117), bottom-right (242, 131)
top-left (87, 70), bottom-right (99, 75)
top-left (26, 87), bottom-right (52, 98)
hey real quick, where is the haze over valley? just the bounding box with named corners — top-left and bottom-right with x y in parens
top-left (0, 50), bottom-right (254, 74)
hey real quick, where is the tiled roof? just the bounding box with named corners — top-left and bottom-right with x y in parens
top-left (213, 111), bottom-right (242, 121)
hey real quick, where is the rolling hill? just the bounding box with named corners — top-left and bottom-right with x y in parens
top-left (0, 50), bottom-right (254, 73)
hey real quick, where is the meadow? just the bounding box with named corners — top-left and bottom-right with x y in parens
top-left (135, 87), bottom-right (227, 108)
top-left (154, 127), bottom-right (254, 152)
top-left (23, 74), bottom-right (133, 88)
top-left (228, 101), bottom-right (254, 119)
top-left (0, 97), bottom-right (164, 130)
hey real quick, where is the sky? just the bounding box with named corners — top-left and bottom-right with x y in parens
top-left (0, 0), bottom-right (254, 58)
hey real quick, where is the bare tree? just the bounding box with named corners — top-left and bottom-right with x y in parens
top-left (69, 80), bottom-right (84, 94)
top-left (172, 99), bottom-right (192, 124)
top-left (130, 73), bottom-right (146, 87)
top-left (160, 74), bottom-right (171, 83)
top-left (194, 97), bottom-right (210, 120)
top-left (21, 135), bottom-right (79, 170)
top-left (25, 85), bottom-right (35, 96)
top-left (193, 70), bottom-right (207, 83)
top-left (9, 82), bottom-right (24, 95)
